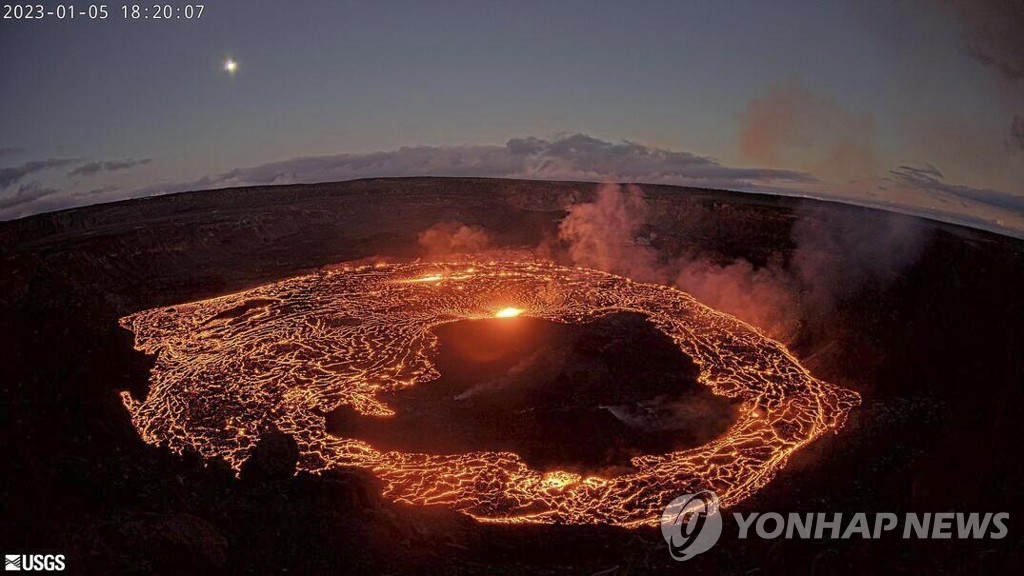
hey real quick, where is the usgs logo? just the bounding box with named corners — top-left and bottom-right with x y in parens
top-left (4, 554), bottom-right (65, 572)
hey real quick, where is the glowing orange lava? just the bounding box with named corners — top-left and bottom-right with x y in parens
top-left (494, 307), bottom-right (524, 318)
top-left (119, 254), bottom-right (859, 527)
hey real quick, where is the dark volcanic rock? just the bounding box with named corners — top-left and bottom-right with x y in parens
top-left (144, 513), bottom-right (229, 571)
top-left (240, 428), bottom-right (299, 482)
top-left (74, 512), bottom-right (227, 574)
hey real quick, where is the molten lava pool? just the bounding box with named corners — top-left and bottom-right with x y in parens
top-left (119, 255), bottom-right (860, 527)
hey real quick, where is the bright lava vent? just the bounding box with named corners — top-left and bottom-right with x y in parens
top-left (494, 307), bottom-right (524, 318)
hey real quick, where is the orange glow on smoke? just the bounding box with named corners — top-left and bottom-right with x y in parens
top-left (494, 307), bottom-right (524, 318)
top-left (118, 253), bottom-right (860, 527)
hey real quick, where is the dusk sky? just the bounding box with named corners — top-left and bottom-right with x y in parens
top-left (2, 0), bottom-right (1022, 235)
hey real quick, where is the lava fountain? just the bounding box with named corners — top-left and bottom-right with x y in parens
top-left (119, 254), bottom-right (860, 527)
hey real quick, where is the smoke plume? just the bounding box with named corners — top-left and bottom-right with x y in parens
top-left (557, 183), bottom-right (665, 283)
top-left (555, 183), bottom-right (929, 343)
top-left (673, 256), bottom-right (800, 340)
top-left (738, 81), bottom-right (878, 183)
top-left (418, 222), bottom-right (492, 257)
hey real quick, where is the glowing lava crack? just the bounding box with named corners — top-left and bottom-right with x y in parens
top-left (119, 255), bottom-right (860, 527)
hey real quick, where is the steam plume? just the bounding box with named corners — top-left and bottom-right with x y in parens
top-left (418, 222), bottom-right (492, 257)
top-left (555, 183), bottom-right (929, 343)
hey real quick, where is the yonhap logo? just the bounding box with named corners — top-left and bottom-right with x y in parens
top-left (658, 492), bottom-right (1010, 561)
top-left (4, 555), bottom-right (65, 572)
top-left (660, 490), bottom-right (723, 561)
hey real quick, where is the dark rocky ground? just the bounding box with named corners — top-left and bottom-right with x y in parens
top-left (1, 177), bottom-right (1022, 574)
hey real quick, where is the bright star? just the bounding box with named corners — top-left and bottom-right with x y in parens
top-left (224, 58), bottom-right (238, 75)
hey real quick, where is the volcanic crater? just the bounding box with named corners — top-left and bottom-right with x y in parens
top-left (326, 312), bottom-right (740, 474)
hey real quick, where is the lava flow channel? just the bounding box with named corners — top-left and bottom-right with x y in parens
top-left (119, 255), bottom-right (860, 527)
